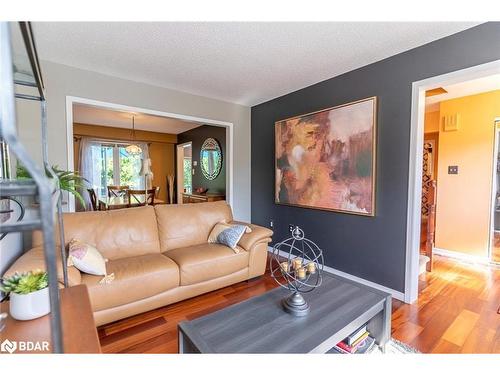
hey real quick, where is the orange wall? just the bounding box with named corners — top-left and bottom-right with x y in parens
top-left (435, 90), bottom-right (500, 257)
top-left (424, 110), bottom-right (440, 133)
top-left (73, 123), bottom-right (177, 202)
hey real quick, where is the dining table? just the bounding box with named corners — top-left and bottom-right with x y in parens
top-left (98, 195), bottom-right (165, 210)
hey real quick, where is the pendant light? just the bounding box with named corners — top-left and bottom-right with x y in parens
top-left (125, 115), bottom-right (142, 155)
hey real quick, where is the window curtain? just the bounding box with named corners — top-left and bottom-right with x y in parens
top-left (78, 137), bottom-right (151, 208)
top-left (79, 137), bottom-right (102, 209)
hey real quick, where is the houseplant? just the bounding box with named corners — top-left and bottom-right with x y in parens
top-left (0, 270), bottom-right (51, 320)
top-left (17, 164), bottom-right (88, 208)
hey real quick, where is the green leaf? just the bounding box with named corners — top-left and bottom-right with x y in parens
top-left (66, 187), bottom-right (86, 207)
top-left (16, 163), bottom-right (90, 211)
top-left (0, 271), bottom-right (48, 295)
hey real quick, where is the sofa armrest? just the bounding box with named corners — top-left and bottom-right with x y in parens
top-left (3, 246), bottom-right (82, 287)
top-left (230, 221), bottom-right (273, 252)
top-left (229, 221), bottom-right (273, 279)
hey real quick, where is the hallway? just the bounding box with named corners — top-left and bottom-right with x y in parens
top-left (392, 255), bottom-right (500, 353)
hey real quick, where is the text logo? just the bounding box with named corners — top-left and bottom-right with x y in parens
top-left (0, 339), bottom-right (49, 353)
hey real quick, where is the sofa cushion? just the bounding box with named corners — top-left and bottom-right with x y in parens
top-left (164, 243), bottom-right (249, 286)
top-left (81, 254), bottom-right (179, 311)
top-left (155, 201), bottom-right (233, 251)
top-left (32, 206), bottom-right (161, 260)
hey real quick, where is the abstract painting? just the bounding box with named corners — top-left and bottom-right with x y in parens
top-left (275, 97), bottom-right (377, 216)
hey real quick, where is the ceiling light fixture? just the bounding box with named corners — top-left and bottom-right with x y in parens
top-left (125, 115), bottom-right (142, 155)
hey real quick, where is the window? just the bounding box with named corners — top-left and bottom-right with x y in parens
top-left (183, 156), bottom-right (192, 193)
top-left (90, 143), bottom-right (144, 196)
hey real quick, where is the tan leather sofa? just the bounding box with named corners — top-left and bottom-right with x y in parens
top-left (3, 201), bottom-right (273, 326)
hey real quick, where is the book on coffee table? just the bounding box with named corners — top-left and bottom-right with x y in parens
top-left (335, 332), bottom-right (369, 353)
top-left (332, 336), bottom-right (376, 354)
top-left (354, 336), bottom-right (376, 354)
top-left (346, 325), bottom-right (368, 345)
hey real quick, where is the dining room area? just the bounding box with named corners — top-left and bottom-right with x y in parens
top-left (91, 185), bottom-right (165, 211)
top-left (71, 102), bottom-right (204, 212)
top-left (69, 99), bottom-right (229, 213)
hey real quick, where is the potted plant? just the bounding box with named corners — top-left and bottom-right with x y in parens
top-left (0, 270), bottom-right (50, 320)
top-left (17, 163), bottom-right (88, 208)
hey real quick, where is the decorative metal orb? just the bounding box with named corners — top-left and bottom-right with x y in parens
top-left (269, 226), bottom-right (324, 316)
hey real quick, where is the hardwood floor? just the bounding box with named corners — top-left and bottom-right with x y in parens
top-left (392, 255), bottom-right (500, 353)
top-left (98, 255), bottom-right (500, 354)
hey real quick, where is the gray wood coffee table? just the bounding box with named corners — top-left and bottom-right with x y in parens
top-left (178, 272), bottom-right (392, 353)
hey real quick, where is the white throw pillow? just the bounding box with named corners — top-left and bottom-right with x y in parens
top-left (67, 239), bottom-right (114, 284)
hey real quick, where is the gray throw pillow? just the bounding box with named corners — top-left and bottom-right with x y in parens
top-left (217, 225), bottom-right (247, 251)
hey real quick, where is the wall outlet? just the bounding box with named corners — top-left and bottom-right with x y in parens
top-left (448, 165), bottom-right (458, 175)
top-left (269, 220), bottom-right (274, 228)
top-left (288, 224), bottom-right (295, 233)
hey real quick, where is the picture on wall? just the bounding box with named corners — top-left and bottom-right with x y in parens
top-left (275, 96), bottom-right (377, 216)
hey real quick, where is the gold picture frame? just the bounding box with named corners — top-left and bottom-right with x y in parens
top-left (275, 96), bottom-right (377, 216)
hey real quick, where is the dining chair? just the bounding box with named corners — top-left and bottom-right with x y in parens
top-left (127, 188), bottom-right (157, 207)
top-left (107, 185), bottom-right (130, 198)
top-left (87, 188), bottom-right (99, 211)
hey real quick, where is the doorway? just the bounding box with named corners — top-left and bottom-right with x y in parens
top-left (176, 142), bottom-right (192, 203)
top-left (65, 96), bottom-right (234, 212)
top-left (489, 120), bottom-right (500, 263)
top-left (405, 60), bottom-right (500, 303)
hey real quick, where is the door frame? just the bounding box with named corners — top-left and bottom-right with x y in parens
top-left (489, 119), bottom-right (500, 263)
top-left (176, 141), bottom-right (192, 203)
top-left (405, 59), bottom-right (500, 304)
top-left (65, 96), bottom-right (234, 212)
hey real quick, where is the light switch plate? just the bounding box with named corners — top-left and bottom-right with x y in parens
top-left (443, 113), bottom-right (460, 132)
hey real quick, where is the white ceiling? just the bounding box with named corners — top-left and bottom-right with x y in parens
top-left (425, 73), bottom-right (500, 112)
top-left (33, 22), bottom-right (480, 106)
top-left (73, 104), bottom-right (202, 134)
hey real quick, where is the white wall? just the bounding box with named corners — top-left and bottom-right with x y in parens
top-left (0, 232), bottom-right (23, 276)
top-left (0, 199), bottom-right (26, 288)
top-left (18, 61), bottom-right (251, 221)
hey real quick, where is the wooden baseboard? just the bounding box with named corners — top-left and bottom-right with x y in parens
top-left (268, 247), bottom-right (405, 302)
top-left (433, 247), bottom-right (498, 266)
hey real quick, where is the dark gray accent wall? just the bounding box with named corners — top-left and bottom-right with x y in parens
top-left (251, 23), bottom-right (500, 293)
top-left (178, 125), bottom-right (226, 194)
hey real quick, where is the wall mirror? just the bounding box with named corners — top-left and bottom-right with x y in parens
top-left (200, 137), bottom-right (222, 180)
